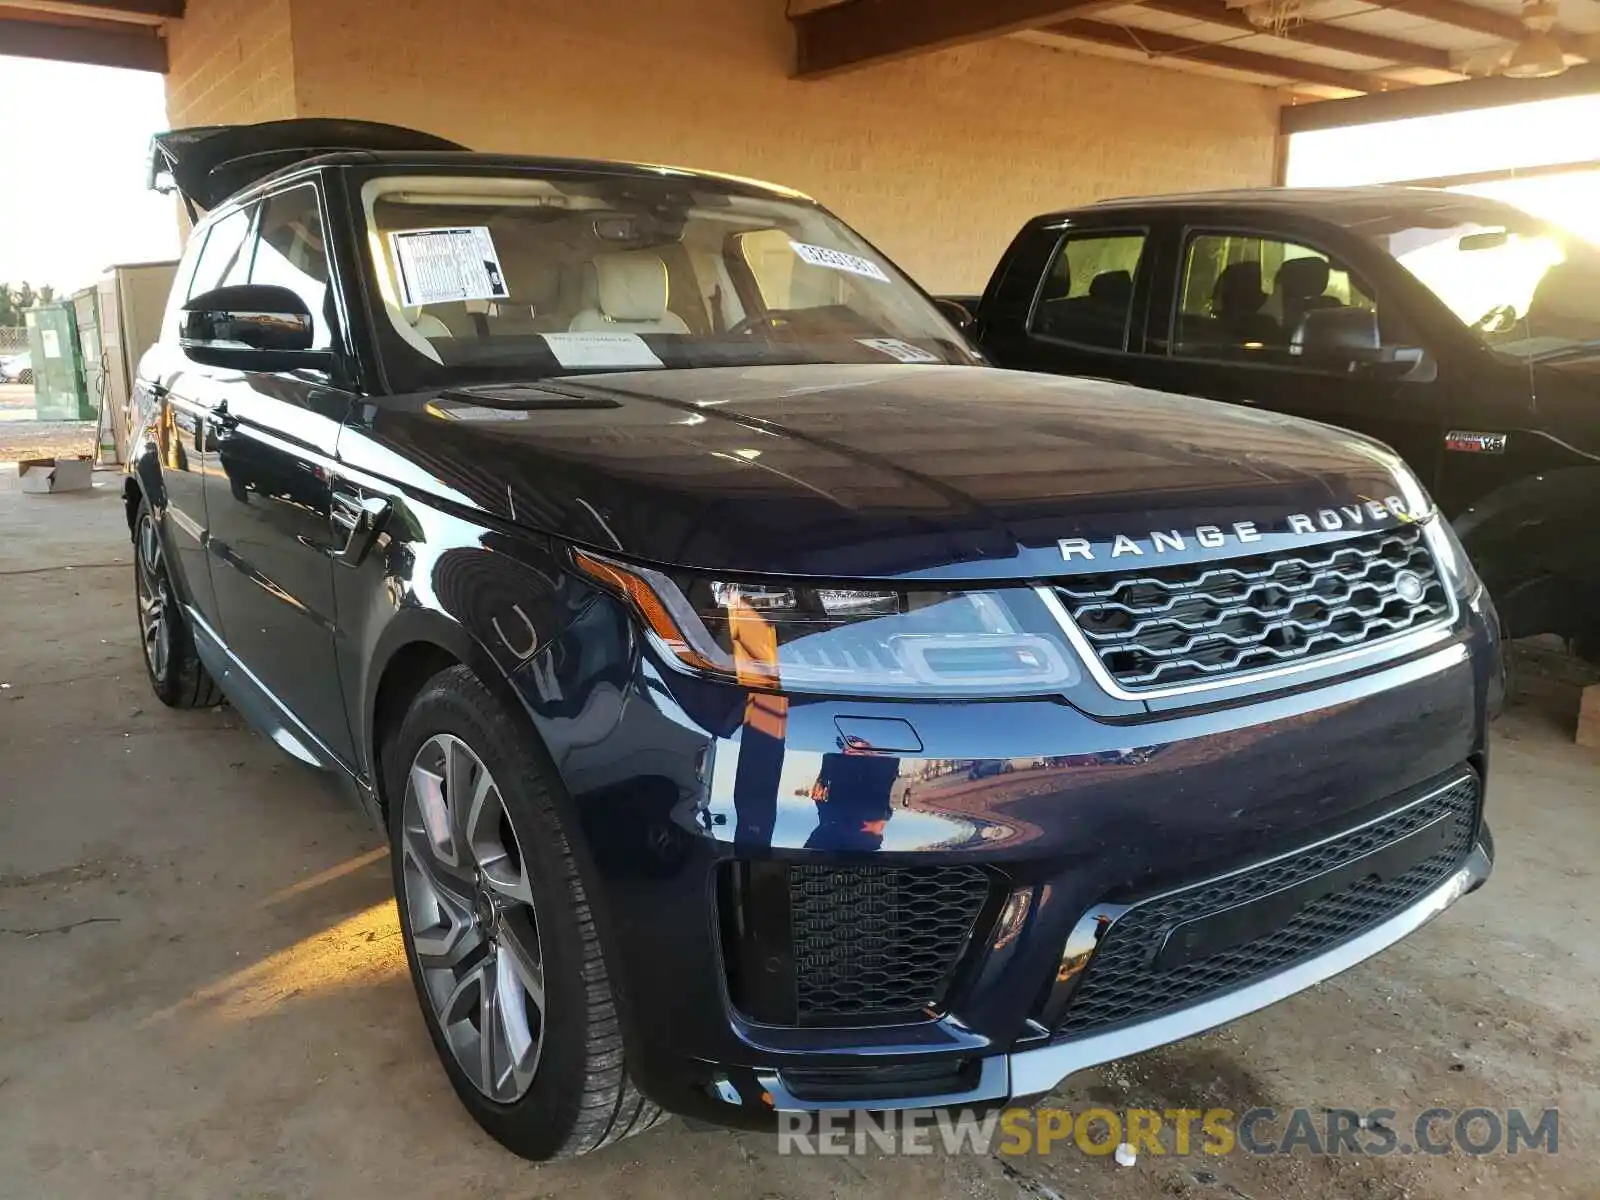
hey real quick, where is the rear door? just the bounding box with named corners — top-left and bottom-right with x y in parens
top-left (201, 180), bottom-right (359, 766)
top-left (137, 204), bottom-right (256, 633)
top-left (977, 221), bottom-right (1167, 388)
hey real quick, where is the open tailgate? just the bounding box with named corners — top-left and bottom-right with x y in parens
top-left (149, 118), bottom-right (467, 212)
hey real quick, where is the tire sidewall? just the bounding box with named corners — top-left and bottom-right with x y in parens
top-left (385, 671), bottom-right (596, 1159)
top-left (134, 503), bottom-right (180, 704)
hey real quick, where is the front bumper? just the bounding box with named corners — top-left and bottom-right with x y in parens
top-left (761, 838), bottom-right (1492, 1110)
top-left (512, 588), bottom-right (1498, 1123)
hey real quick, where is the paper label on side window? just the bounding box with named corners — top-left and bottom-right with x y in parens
top-left (40, 330), bottom-right (61, 359)
top-left (389, 227), bottom-right (510, 307)
top-left (858, 337), bottom-right (940, 363)
top-left (791, 241), bottom-right (890, 282)
top-left (541, 332), bottom-right (664, 370)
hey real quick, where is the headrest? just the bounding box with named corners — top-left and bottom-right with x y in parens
top-left (1276, 256), bottom-right (1331, 300)
top-left (1213, 261), bottom-right (1266, 314)
top-left (592, 251), bottom-right (670, 321)
top-left (1088, 270), bottom-right (1133, 306)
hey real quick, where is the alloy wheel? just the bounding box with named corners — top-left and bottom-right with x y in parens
top-left (401, 733), bottom-right (546, 1103)
top-left (135, 512), bottom-right (171, 684)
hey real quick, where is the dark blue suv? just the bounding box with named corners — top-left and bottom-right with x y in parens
top-left (128, 120), bottom-right (1498, 1160)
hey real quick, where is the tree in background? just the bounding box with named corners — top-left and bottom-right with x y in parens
top-left (0, 282), bottom-right (57, 326)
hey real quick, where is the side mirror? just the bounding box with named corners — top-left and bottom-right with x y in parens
top-left (1292, 306), bottom-right (1430, 379)
top-left (180, 284), bottom-right (333, 372)
top-left (934, 297), bottom-right (976, 334)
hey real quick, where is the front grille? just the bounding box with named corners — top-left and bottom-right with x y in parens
top-left (1055, 773), bottom-right (1479, 1038)
top-left (1053, 525), bottom-right (1450, 691)
top-left (789, 863), bottom-right (991, 1021)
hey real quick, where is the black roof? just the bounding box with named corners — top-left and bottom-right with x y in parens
top-left (151, 118), bottom-right (810, 213)
top-left (1041, 185), bottom-right (1533, 232)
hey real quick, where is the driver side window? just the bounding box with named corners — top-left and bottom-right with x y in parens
top-left (1176, 233), bottom-right (1380, 364)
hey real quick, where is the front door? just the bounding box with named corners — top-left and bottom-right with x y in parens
top-left (1139, 228), bottom-right (1444, 491)
top-left (202, 182), bottom-right (357, 766)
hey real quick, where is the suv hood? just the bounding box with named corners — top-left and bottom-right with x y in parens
top-left (345, 365), bottom-right (1422, 580)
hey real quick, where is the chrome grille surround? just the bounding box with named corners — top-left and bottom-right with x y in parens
top-left (1044, 524), bottom-right (1455, 697)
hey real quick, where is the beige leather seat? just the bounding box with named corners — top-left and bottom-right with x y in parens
top-left (568, 251), bottom-right (690, 334)
top-left (403, 306), bottom-right (452, 339)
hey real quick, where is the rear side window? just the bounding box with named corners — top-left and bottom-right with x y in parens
top-left (1028, 232), bottom-right (1146, 350)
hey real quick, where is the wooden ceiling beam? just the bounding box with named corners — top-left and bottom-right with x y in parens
top-left (0, 12), bottom-right (166, 69)
top-left (0, 0), bottom-right (181, 22)
top-left (792, 0), bottom-right (1128, 78)
top-left (1281, 59), bottom-right (1600, 130)
top-left (1047, 17), bottom-right (1400, 90)
top-left (1138, 0), bottom-right (1459, 70)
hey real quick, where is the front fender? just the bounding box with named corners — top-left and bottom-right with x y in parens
top-left (1453, 466), bottom-right (1600, 639)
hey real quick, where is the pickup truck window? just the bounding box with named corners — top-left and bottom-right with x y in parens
top-left (1028, 232), bottom-right (1145, 350)
top-left (1375, 219), bottom-right (1600, 362)
top-left (1176, 233), bottom-right (1377, 363)
top-left (358, 173), bottom-right (976, 390)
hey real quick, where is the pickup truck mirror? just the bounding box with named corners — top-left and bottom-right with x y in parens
top-left (180, 284), bottom-right (335, 372)
top-left (934, 298), bottom-right (976, 333)
top-left (1291, 306), bottom-right (1430, 379)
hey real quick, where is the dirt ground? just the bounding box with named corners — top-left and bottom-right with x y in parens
top-left (1, 472), bottom-right (1596, 1199)
top-left (0, 384), bottom-right (97, 461)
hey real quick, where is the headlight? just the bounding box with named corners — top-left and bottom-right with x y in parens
top-left (1422, 513), bottom-right (1484, 603)
top-left (573, 550), bottom-right (1081, 697)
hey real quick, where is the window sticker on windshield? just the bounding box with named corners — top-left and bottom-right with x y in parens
top-left (541, 332), bottom-right (665, 370)
top-left (791, 241), bottom-right (890, 283)
top-left (389, 227), bottom-right (510, 307)
top-left (858, 337), bottom-right (940, 363)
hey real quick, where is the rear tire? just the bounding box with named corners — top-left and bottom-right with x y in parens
top-left (133, 499), bottom-right (223, 709)
top-left (385, 665), bottom-right (663, 1160)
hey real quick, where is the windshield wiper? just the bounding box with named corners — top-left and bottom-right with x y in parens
top-left (1529, 338), bottom-right (1600, 364)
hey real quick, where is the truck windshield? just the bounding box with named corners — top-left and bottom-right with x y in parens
top-left (359, 172), bottom-right (975, 390)
top-left (1372, 212), bottom-right (1600, 361)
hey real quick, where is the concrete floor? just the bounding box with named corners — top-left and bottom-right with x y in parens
top-left (1, 471), bottom-right (1597, 1199)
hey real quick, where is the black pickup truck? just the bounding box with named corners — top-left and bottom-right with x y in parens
top-left (957, 187), bottom-right (1600, 655)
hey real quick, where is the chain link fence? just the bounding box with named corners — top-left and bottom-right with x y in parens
top-left (0, 327), bottom-right (28, 354)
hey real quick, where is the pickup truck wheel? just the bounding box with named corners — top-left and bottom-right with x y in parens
top-left (387, 666), bottom-right (663, 1160)
top-left (133, 501), bottom-right (222, 709)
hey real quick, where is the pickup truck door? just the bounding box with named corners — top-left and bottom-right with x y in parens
top-left (199, 183), bottom-right (359, 768)
top-left (1136, 224), bottom-right (1444, 491)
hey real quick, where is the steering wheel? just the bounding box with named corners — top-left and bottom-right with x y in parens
top-left (726, 311), bottom-right (791, 337)
top-left (1472, 303), bottom-right (1519, 334)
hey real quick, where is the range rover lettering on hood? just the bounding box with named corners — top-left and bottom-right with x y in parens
top-left (1058, 496), bottom-right (1414, 562)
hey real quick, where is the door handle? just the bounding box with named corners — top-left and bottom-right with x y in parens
top-left (330, 489), bottom-right (391, 566)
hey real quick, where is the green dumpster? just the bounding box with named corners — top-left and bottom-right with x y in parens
top-left (25, 302), bottom-right (95, 420)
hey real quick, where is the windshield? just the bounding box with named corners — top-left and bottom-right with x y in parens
top-left (359, 172), bottom-right (975, 390)
top-left (1372, 209), bottom-right (1600, 361)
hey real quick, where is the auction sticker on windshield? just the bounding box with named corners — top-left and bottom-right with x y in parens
top-left (541, 332), bottom-right (665, 370)
top-left (791, 241), bottom-right (890, 282)
top-left (389, 227), bottom-right (511, 307)
top-left (859, 337), bottom-right (940, 363)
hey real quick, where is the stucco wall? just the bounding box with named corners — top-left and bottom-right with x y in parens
top-left (165, 0), bottom-right (295, 128)
top-left (164, 0), bottom-right (1280, 291)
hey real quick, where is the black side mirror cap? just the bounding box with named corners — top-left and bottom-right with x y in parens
top-left (180, 283), bottom-right (333, 372)
top-left (934, 297), bottom-right (976, 333)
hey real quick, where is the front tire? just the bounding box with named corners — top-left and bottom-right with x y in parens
top-left (133, 499), bottom-right (222, 709)
top-left (386, 665), bottom-right (662, 1160)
